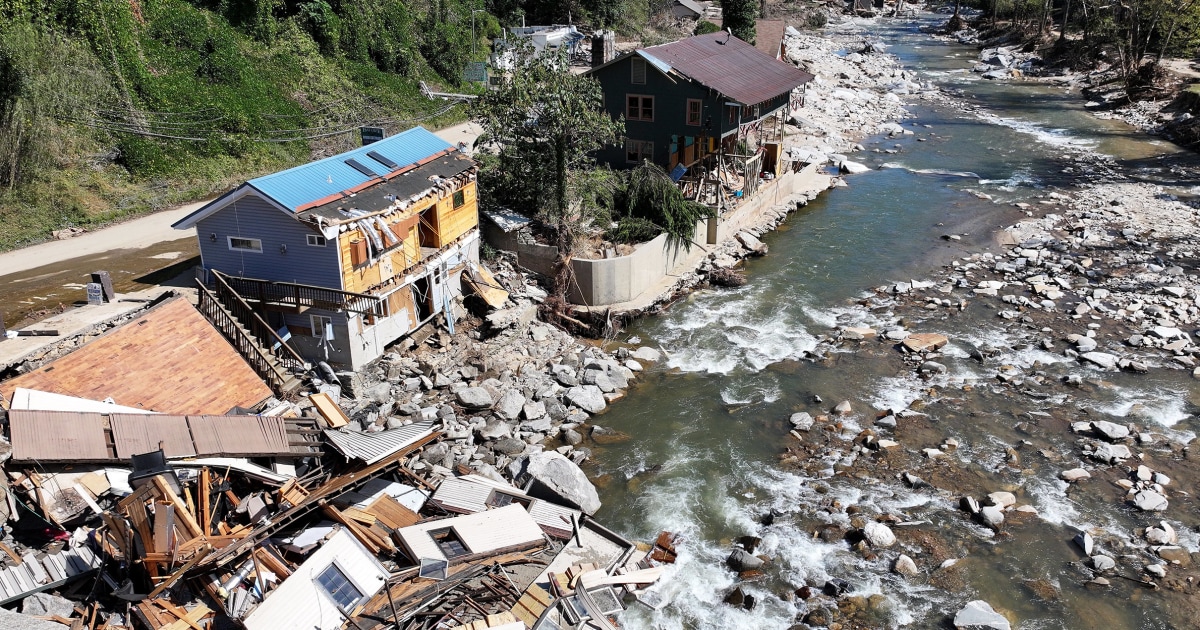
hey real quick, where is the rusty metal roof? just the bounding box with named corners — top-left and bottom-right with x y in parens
top-left (189, 415), bottom-right (290, 456)
top-left (111, 413), bottom-right (196, 459)
top-left (642, 32), bottom-right (813, 105)
top-left (8, 410), bottom-right (110, 462)
top-left (7, 410), bottom-right (293, 462)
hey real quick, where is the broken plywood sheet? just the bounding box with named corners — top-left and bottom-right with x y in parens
top-left (463, 263), bottom-right (509, 309)
top-left (308, 392), bottom-right (348, 428)
top-left (0, 298), bottom-right (272, 414)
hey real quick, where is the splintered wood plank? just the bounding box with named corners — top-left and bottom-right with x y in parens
top-left (0, 298), bottom-right (271, 414)
top-left (364, 494), bottom-right (420, 530)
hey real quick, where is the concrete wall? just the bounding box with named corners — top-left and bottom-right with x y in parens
top-left (484, 163), bottom-right (831, 307)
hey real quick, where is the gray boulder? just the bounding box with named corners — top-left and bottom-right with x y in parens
top-left (790, 412), bottom-right (815, 431)
top-left (493, 437), bottom-right (529, 457)
top-left (1134, 490), bottom-right (1169, 512)
top-left (863, 522), bottom-right (896, 547)
top-left (1091, 443), bottom-right (1132, 464)
top-left (456, 387), bottom-right (495, 410)
top-left (631, 347), bottom-right (662, 363)
top-left (565, 385), bottom-right (607, 414)
top-left (726, 548), bottom-right (764, 571)
top-left (510, 451), bottom-right (602, 514)
top-left (1081, 352), bottom-right (1118, 370)
top-left (495, 389), bottom-right (525, 420)
top-left (22, 592), bottom-right (76, 618)
top-left (1091, 420), bottom-right (1130, 441)
top-left (954, 600), bottom-right (1011, 629)
top-left (477, 417), bottom-right (512, 440)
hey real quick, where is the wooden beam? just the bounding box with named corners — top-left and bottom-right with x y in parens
top-left (148, 545), bottom-right (212, 600)
top-left (152, 476), bottom-right (203, 540)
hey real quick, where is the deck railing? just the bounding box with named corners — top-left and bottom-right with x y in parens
top-left (214, 270), bottom-right (383, 316)
top-left (209, 273), bottom-right (309, 373)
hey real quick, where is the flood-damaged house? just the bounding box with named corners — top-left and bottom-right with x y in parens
top-left (586, 31), bottom-right (813, 172)
top-left (172, 126), bottom-right (481, 372)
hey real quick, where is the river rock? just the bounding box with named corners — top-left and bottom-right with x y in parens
top-left (1091, 420), bottom-right (1130, 441)
top-left (726, 548), bottom-right (764, 571)
top-left (1145, 521), bottom-right (1177, 545)
top-left (509, 451), bottom-right (601, 514)
top-left (1146, 563), bottom-right (1168, 578)
top-left (456, 387), bottom-right (495, 410)
top-left (902, 333), bottom-right (949, 353)
top-left (1061, 468), bottom-right (1091, 482)
top-left (631, 347), bottom-right (662, 363)
top-left (790, 412), bottom-right (815, 431)
top-left (565, 385), bottom-right (607, 413)
top-left (1133, 490), bottom-right (1169, 512)
top-left (1080, 352), bottom-right (1118, 370)
top-left (1156, 546), bottom-right (1191, 566)
top-left (735, 231), bottom-right (768, 256)
top-left (894, 554), bottom-right (920, 577)
top-left (477, 417), bottom-right (512, 440)
top-left (1091, 443), bottom-right (1131, 464)
top-left (834, 400), bottom-right (853, 415)
top-left (986, 492), bottom-right (1016, 508)
top-left (1091, 555), bottom-right (1116, 572)
top-left (842, 326), bottom-right (877, 339)
top-left (1075, 531), bottom-right (1094, 555)
top-left (863, 522), bottom-right (896, 547)
top-left (493, 437), bottom-right (528, 456)
top-left (840, 160), bottom-right (871, 174)
top-left (954, 600), bottom-right (1011, 629)
top-left (979, 506), bottom-right (1005, 528)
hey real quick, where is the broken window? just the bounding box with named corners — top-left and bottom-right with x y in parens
top-left (316, 564), bottom-right (364, 611)
top-left (227, 236), bottom-right (262, 253)
top-left (311, 314), bottom-right (334, 340)
top-left (625, 139), bottom-right (653, 164)
top-left (486, 491), bottom-right (531, 509)
top-left (429, 527), bottom-right (469, 559)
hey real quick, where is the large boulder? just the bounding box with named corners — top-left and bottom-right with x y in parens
top-left (862, 522), bottom-right (897, 547)
top-left (902, 333), bottom-right (949, 353)
top-left (510, 451), bottom-right (601, 514)
top-left (456, 387), bottom-right (495, 410)
top-left (726, 548), bottom-right (764, 571)
top-left (565, 385), bottom-right (607, 414)
top-left (954, 600), bottom-right (1011, 629)
top-left (495, 390), bottom-right (525, 420)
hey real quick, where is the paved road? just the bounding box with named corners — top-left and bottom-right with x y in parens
top-left (0, 122), bottom-right (485, 276)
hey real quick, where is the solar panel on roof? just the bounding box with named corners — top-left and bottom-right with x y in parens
top-left (344, 158), bottom-right (380, 178)
top-left (367, 150), bottom-right (399, 170)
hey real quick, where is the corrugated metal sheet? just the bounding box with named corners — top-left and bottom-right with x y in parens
top-left (189, 415), bottom-right (290, 456)
top-left (397, 504), bottom-right (544, 562)
top-left (243, 528), bottom-right (386, 630)
top-left (430, 476), bottom-right (580, 539)
top-left (642, 32), bottom-right (814, 105)
top-left (9, 388), bottom-right (159, 414)
top-left (323, 420), bottom-right (435, 465)
top-left (8, 410), bottom-right (293, 462)
top-left (8, 410), bottom-right (110, 461)
top-left (110, 413), bottom-right (196, 459)
top-left (248, 127), bottom-right (455, 212)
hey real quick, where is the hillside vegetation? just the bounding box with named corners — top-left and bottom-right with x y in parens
top-left (0, 0), bottom-right (505, 251)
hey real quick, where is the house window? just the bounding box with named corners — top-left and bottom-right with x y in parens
top-left (307, 234), bottom-right (327, 247)
top-left (631, 57), bottom-right (647, 84)
top-left (686, 99), bottom-right (702, 126)
top-left (486, 491), bottom-right (532, 509)
top-left (452, 189), bottom-right (465, 208)
top-left (625, 140), bottom-right (653, 164)
top-left (429, 528), bottom-right (469, 559)
top-left (227, 236), bottom-right (262, 253)
top-left (626, 95), bottom-right (653, 122)
top-left (315, 565), bottom-right (364, 611)
top-left (311, 314), bottom-right (334, 340)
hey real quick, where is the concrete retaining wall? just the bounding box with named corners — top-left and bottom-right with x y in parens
top-left (485, 162), bottom-right (831, 307)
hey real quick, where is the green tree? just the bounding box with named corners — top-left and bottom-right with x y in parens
top-left (723, 0), bottom-right (758, 44)
top-left (694, 19), bottom-right (721, 35)
top-left (471, 49), bottom-right (623, 324)
top-left (615, 161), bottom-right (713, 252)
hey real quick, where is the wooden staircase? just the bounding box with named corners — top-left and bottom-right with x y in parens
top-left (196, 276), bottom-right (307, 396)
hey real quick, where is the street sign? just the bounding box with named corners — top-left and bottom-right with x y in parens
top-left (463, 62), bottom-right (488, 83)
top-left (360, 127), bottom-right (385, 145)
top-left (86, 283), bottom-right (104, 305)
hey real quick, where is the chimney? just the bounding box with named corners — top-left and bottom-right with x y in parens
top-left (592, 30), bottom-right (614, 67)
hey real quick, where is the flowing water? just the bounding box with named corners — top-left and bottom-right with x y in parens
top-left (589, 14), bottom-right (1200, 630)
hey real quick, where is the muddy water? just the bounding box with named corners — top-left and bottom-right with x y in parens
top-left (589, 15), bottom-right (1200, 630)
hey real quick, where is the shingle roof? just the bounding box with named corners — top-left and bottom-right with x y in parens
top-left (641, 32), bottom-right (813, 106)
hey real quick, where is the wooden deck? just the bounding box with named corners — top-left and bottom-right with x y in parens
top-left (0, 297), bottom-right (272, 414)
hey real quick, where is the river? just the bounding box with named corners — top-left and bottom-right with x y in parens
top-left (589, 13), bottom-right (1200, 630)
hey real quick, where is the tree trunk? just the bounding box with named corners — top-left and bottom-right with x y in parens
top-left (1058, 0), bottom-right (1072, 44)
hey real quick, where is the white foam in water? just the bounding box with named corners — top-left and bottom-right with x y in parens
top-left (1025, 475), bottom-right (1082, 527)
top-left (975, 111), bottom-right (1098, 150)
top-left (1090, 385), bottom-right (1192, 428)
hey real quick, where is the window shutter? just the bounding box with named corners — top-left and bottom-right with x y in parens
top-left (631, 57), bottom-right (646, 84)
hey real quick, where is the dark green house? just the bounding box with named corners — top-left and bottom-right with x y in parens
top-left (586, 31), bottom-right (814, 171)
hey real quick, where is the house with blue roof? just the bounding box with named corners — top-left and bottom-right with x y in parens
top-left (173, 126), bottom-right (481, 370)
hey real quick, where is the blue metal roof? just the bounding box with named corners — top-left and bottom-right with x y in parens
top-left (248, 126), bottom-right (455, 213)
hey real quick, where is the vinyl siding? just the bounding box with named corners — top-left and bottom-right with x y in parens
top-left (195, 193), bottom-right (343, 288)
